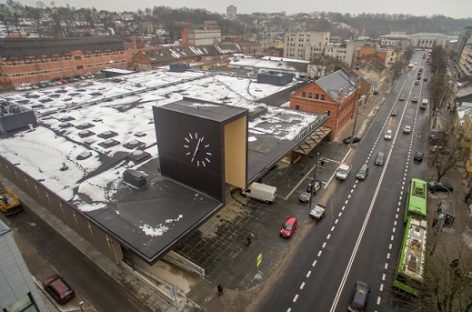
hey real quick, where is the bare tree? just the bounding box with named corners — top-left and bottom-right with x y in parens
top-left (411, 241), bottom-right (472, 312)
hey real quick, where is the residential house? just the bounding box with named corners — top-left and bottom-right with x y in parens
top-left (283, 31), bottom-right (330, 60)
top-left (357, 59), bottom-right (388, 91)
top-left (289, 69), bottom-right (359, 138)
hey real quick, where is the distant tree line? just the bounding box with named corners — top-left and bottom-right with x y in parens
top-left (0, 1), bottom-right (471, 40)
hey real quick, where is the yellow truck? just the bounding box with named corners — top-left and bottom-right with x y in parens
top-left (0, 182), bottom-right (22, 216)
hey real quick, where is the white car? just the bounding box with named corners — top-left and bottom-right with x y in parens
top-left (422, 98), bottom-right (429, 104)
top-left (384, 129), bottom-right (392, 140)
top-left (335, 164), bottom-right (351, 181)
top-left (403, 125), bottom-right (411, 134)
top-left (309, 204), bottom-right (326, 220)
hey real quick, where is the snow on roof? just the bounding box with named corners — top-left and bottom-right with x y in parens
top-left (0, 68), bottom-right (317, 210)
top-left (229, 57), bottom-right (297, 72)
top-left (261, 56), bottom-right (310, 64)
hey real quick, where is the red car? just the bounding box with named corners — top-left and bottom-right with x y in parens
top-left (42, 274), bottom-right (75, 305)
top-left (280, 216), bottom-right (297, 238)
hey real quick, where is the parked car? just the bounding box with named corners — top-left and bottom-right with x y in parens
top-left (343, 136), bottom-right (361, 144)
top-left (309, 204), bottom-right (326, 220)
top-left (427, 181), bottom-right (454, 193)
top-left (384, 129), bottom-right (392, 140)
top-left (306, 179), bottom-right (322, 193)
top-left (403, 125), bottom-right (411, 134)
top-left (280, 216), bottom-right (297, 238)
top-left (414, 151), bottom-right (424, 162)
top-left (335, 163), bottom-right (351, 181)
top-left (375, 152), bottom-right (385, 166)
top-left (348, 281), bottom-right (370, 312)
top-left (42, 274), bottom-right (75, 305)
top-left (298, 191), bottom-right (311, 203)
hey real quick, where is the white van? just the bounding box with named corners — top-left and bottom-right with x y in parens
top-left (241, 182), bottom-right (277, 203)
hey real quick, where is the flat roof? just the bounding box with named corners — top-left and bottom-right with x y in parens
top-left (0, 68), bottom-right (325, 262)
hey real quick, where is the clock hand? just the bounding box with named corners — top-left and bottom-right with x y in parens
top-left (191, 138), bottom-right (203, 162)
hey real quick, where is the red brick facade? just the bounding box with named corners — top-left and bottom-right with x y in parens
top-left (289, 82), bottom-right (359, 138)
top-left (0, 39), bottom-right (132, 86)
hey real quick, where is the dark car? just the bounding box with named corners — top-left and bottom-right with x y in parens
top-left (348, 281), bottom-right (370, 312)
top-left (375, 152), bottom-right (385, 166)
top-left (280, 216), bottom-right (297, 238)
top-left (42, 274), bottom-right (75, 305)
top-left (306, 179), bottom-right (322, 193)
top-left (414, 151), bottom-right (424, 162)
top-left (427, 181), bottom-right (454, 193)
top-left (343, 136), bottom-right (361, 144)
top-left (390, 110), bottom-right (398, 117)
top-left (399, 95), bottom-right (406, 101)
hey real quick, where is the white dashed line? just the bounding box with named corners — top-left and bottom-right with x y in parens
top-left (293, 294), bottom-right (299, 302)
top-left (392, 227), bottom-right (396, 233)
top-left (287, 308), bottom-right (292, 312)
top-left (377, 296), bottom-right (381, 305)
top-left (318, 250), bottom-right (323, 257)
top-left (391, 235), bottom-right (394, 241)
top-left (341, 206), bottom-right (345, 211)
top-left (322, 242), bottom-right (327, 249)
top-left (394, 220), bottom-right (397, 226)
top-left (397, 207), bottom-right (400, 212)
top-left (395, 214), bottom-right (398, 219)
top-left (312, 260), bottom-right (317, 267)
top-left (387, 253), bottom-right (391, 259)
top-left (380, 283), bottom-right (384, 292)
top-left (384, 263), bottom-right (389, 270)
top-left (348, 194), bottom-right (351, 199)
top-left (398, 201), bottom-right (401, 206)
top-left (382, 273), bottom-right (386, 281)
top-left (345, 200), bottom-right (349, 205)
top-left (331, 226), bottom-right (335, 232)
top-left (389, 243), bottom-right (392, 250)
top-left (335, 219), bottom-right (339, 224)
top-left (300, 282), bottom-right (305, 290)
top-left (306, 271), bottom-right (311, 278)
top-left (350, 189), bottom-right (354, 194)
top-left (327, 234), bottom-right (331, 240)
top-left (338, 212), bottom-right (342, 217)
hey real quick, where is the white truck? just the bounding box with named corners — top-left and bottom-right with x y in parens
top-left (241, 182), bottom-right (277, 203)
top-left (309, 204), bottom-right (326, 220)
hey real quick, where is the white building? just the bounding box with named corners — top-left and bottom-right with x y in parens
top-left (283, 31), bottom-right (330, 61)
top-left (408, 33), bottom-right (450, 48)
top-left (379, 32), bottom-right (409, 47)
top-left (226, 5), bottom-right (237, 20)
top-left (459, 42), bottom-right (472, 77)
top-left (325, 42), bottom-right (355, 67)
top-left (0, 220), bottom-right (46, 312)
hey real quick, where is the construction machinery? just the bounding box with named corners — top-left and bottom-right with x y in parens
top-left (0, 182), bottom-right (22, 216)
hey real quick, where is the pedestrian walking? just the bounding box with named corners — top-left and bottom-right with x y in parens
top-left (246, 232), bottom-right (253, 247)
top-left (217, 283), bottom-right (224, 295)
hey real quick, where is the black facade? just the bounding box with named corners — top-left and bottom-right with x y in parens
top-left (257, 71), bottom-right (294, 86)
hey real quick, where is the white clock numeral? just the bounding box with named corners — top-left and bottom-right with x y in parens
top-left (184, 144), bottom-right (189, 148)
top-left (189, 133), bottom-right (193, 139)
top-left (204, 144), bottom-right (209, 148)
top-left (205, 158), bottom-right (210, 163)
top-left (186, 152), bottom-right (191, 156)
top-left (184, 138), bottom-right (189, 142)
top-left (202, 162), bottom-right (206, 167)
top-left (195, 132), bottom-right (198, 139)
top-left (206, 152), bottom-right (212, 156)
top-left (197, 160), bottom-right (200, 167)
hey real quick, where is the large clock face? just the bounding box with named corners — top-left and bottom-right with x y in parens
top-left (184, 132), bottom-right (212, 167)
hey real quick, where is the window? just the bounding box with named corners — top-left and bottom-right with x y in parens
top-left (74, 56), bottom-right (81, 60)
top-left (320, 95), bottom-right (325, 100)
top-left (307, 92), bottom-right (313, 98)
top-left (314, 94), bottom-right (319, 99)
top-left (76, 65), bottom-right (84, 69)
top-left (295, 105), bottom-right (300, 110)
top-left (301, 92), bottom-right (306, 97)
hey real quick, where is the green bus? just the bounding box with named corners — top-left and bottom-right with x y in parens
top-left (405, 178), bottom-right (427, 222)
top-left (393, 216), bottom-right (427, 296)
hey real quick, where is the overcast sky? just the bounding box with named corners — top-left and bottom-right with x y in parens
top-left (10, 0), bottom-right (472, 19)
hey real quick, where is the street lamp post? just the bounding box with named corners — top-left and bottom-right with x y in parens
top-left (430, 181), bottom-right (453, 255)
top-left (349, 96), bottom-right (365, 148)
top-left (309, 153), bottom-right (321, 211)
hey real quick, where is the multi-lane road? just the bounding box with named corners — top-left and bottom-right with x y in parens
top-left (257, 51), bottom-right (430, 312)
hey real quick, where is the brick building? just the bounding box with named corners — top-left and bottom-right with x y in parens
top-left (289, 69), bottom-right (359, 138)
top-left (181, 21), bottom-right (221, 47)
top-left (0, 37), bottom-right (132, 86)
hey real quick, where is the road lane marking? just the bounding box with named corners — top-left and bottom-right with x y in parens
top-left (293, 294), bottom-right (298, 302)
top-left (382, 273), bottom-right (386, 281)
top-left (312, 260), bottom-right (317, 267)
top-left (318, 250), bottom-right (322, 257)
top-left (331, 226), bottom-right (335, 232)
top-left (322, 242), bottom-right (327, 248)
top-left (306, 271), bottom-right (311, 278)
top-left (387, 253), bottom-right (391, 259)
top-left (335, 219), bottom-right (339, 224)
top-left (300, 282), bottom-right (305, 290)
top-left (377, 296), bottom-right (381, 305)
top-left (327, 234), bottom-right (331, 240)
top-left (384, 263), bottom-right (388, 270)
top-left (380, 283), bottom-right (384, 292)
top-left (389, 244), bottom-right (392, 250)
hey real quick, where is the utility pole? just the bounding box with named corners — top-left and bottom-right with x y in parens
top-left (349, 96), bottom-right (364, 148)
top-left (309, 153), bottom-right (321, 211)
